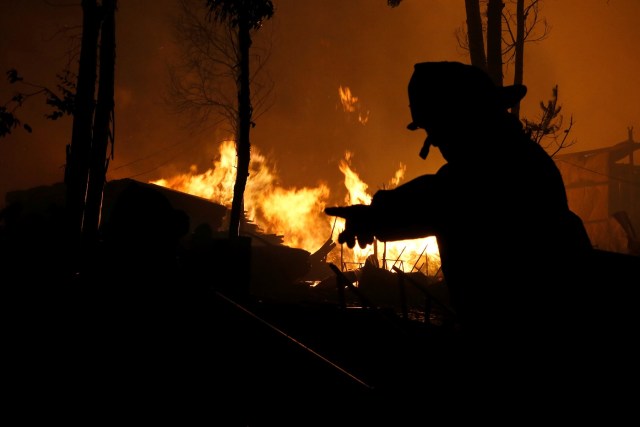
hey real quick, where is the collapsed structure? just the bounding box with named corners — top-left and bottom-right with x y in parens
top-left (555, 129), bottom-right (640, 255)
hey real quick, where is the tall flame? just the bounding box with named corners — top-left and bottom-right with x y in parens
top-left (152, 140), bottom-right (441, 276)
top-left (152, 141), bottom-right (237, 205)
top-left (152, 140), bottom-right (333, 254)
top-left (339, 151), bottom-right (371, 205)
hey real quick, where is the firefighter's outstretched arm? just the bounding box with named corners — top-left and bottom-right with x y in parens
top-left (325, 174), bottom-right (441, 247)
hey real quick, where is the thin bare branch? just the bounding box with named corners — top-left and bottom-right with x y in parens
top-left (166, 0), bottom-right (274, 137)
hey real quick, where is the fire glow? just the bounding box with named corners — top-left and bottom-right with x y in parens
top-left (152, 140), bottom-right (441, 275)
top-left (338, 86), bottom-right (369, 125)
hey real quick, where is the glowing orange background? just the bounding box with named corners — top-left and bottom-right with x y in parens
top-left (1, 0), bottom-right (639, 210)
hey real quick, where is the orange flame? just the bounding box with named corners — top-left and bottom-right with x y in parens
top-left (339, 151), bottom-right (372, 205)
top-left (152, 140), bottom-right (333, 254)
top-left (338, 86), bottom-right (369, 125)
top-left (152, 140), bottom-right (441, 276)
top-left (334, 153), bottom-right (441, 275)
top-left (152, 141), bottom-right (237, 205)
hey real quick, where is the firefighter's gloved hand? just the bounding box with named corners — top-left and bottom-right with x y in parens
top-left (324, 204), bottom-right (376, 249)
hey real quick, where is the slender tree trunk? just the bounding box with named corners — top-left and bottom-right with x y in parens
top-left (512, 0), bottom-right (525, 118)
top-left (486, 0), bottom-right (504, 86)
top-left (65, 0), bottom-right (100, 272)
top-left (228, 14), bottom-right (252, 239)
top-left (85, 0), bottom-right (116, 250)
top-left (464, 0), bottom-right (487, 71)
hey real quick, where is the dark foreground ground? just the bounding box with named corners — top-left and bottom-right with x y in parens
top-left (4, 249), bottom-right (640, 425)
top-left (6, 281), bottom-right (451, 424)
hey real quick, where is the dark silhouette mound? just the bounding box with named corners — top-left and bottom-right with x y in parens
top-left (103, 182), bottom-right (189, 270)
top-left (324, 62), bottom-right (634, 395)
top-left (96, 181), bottom-right (193, 341)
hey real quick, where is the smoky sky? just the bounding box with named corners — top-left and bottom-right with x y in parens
top-left (1, 0), bottom-right (639, 209)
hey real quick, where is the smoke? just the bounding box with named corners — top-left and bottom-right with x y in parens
top-left (1, 0), bottom-right (639, 209)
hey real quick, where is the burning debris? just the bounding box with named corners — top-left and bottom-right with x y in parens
top-left (152, 140), bottom-right (333, 256)
top-left (151, 139), bottom-right (442, 278)
top-left (143, 138), bottom-right (447, 322)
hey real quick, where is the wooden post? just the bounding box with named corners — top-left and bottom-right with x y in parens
top-left (398, 273), bottom-right (408, 321)
top-left (373, 238), bottom-right (378, 267)
top-left (382, 242), bottom-right (387, 270)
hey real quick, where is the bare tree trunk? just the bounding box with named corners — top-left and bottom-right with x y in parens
top-left (464, 0), bottom-right (487, 71)
top-left (65, 0), bottom-right (100, 272)
top-left (486, 0), bottom-right (504, 86)
top-left (512, 0), bottom-right (525, 118)
top-left (84, 0), bottom-right (116, 250)
top-left (228, 13), bottom-right (252, 239)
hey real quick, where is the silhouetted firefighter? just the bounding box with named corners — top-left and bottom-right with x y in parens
top-left (325, 61), bottom-right (596, 383)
